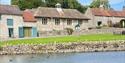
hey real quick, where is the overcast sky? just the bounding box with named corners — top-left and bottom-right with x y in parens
top-left (0, 0), bottom-right (125, 10)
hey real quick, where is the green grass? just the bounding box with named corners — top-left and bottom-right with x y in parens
top-left (0, 34), bottom-right (125, 47)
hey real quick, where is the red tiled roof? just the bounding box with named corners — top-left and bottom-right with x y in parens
top-left (23, 10), bottom-right (36, 22)
top-left (91, 8), bottom-right (125, 17)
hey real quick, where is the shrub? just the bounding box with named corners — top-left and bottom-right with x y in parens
top-left (96, 26), bottom-right (101, 29)
top-left (113, 22), bottom-right (121, 28)
top-left (107, 21), bottom-right (113, 27)
top-left (64, 28), bottom-right (74, 35)
top-left (102, 25), bottom-right (108, 27)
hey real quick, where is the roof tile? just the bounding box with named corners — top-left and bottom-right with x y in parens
top-left (23, 10), bottom-right (36, 22)
top-left (30, 7), bottom-right (89, 20)
top-left (0, 5), bottom-right (22, 15)
top-left (91, 8), bottom-right (125, 17)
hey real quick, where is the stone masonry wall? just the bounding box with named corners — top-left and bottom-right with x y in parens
top-left (73, 28), bottom-right (125, 35)
top-left (0, 40), bottom-right (125, 55)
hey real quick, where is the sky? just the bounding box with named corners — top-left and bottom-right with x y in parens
top-left (0, 0), bottom-right (125, 10)
top-left (78, 0), bottom-right (125, 10)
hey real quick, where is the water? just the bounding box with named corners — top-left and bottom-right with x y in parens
top-left (0, 51), bottom-right (125, 63)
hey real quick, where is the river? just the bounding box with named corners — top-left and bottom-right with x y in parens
top-left (0, 51), bottom-right (125, 63)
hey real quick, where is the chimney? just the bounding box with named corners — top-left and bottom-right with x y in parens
top-left (55, 3), bottom-right (61, 8)
top-left (55, 3), bottom-right (64, 16)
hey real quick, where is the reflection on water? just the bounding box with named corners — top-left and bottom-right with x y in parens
top-left (0, 51), bottom-right (125, 63)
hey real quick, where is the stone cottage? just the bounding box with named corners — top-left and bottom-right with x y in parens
top-left (0, 5), bottom-right (37, 40)
top-left (85, 7), bottom-right (125, 28)
top-left (29, 4), bottom-right (89, 32)
top-left (0, 5), bottom-right (23, 40)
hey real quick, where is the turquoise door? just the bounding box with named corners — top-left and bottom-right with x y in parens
top-left (32, 27), bottom-right (37, 37)
top-left (19, 27), bottom-right (24, 38)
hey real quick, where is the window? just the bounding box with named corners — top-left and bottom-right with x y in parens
top-left (67, 19), bottom-right (72, 25)
top-left (7, 19), bottom-right (13, 26)
top-left (42, 18), bottom-right (47, 25)
top-left (78, 20), bottom-right (83, 25)
top-left (55, 19), bottom-right (60, 25)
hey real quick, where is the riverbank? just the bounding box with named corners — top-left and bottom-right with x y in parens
top-left (0, 40), bottom-right (125, 55)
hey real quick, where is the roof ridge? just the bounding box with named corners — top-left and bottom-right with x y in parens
top-left (37, 7), bottom-right (77, 10)
top-left (91, 8), bottom-right (125, 17)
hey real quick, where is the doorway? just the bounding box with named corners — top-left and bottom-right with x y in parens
top-left (24, 27), bottom-right (32, 37)
top-left (120, 19), bottom-right (125, 28)
top-left (8, 28), bottom-right (13, 38)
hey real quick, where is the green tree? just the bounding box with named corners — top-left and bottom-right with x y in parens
top-left (90, 0), bottom-right (110, 9)
top-left (12, 0), bottom-right (45, 10)
top-left (11, 0), bottom-right (87, 13)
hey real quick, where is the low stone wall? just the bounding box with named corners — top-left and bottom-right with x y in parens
top-left (38, 30), bottom-right (68, 37)
top-left (73, 28), bottom-right (125, 35)
top-left (0, 40), bottom-right (125, 55)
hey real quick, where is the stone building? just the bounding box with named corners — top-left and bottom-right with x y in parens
top-left (0, 5), bottom-right (37, 40)
top-left (85, 7), bottom-right (125, 28)
top-left (29, 4), bottom-right (89, 33)
top-left (0, 5), bottom-right (23, 40)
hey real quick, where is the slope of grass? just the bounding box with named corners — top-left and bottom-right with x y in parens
top-left (0, 34), bottom-right (125, 46)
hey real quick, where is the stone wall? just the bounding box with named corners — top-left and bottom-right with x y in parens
top-left (38, 30), bottom-right (68, 37)
top-left (73, 28), bottom-right (125, 35)
top-left (0, 15), bottom-right (24, 40)
top-left (0, 40), bottom-right (125, 55)
top-left (36, 18), bottom-right (89, 31)
top-left (85, 8), bottom-right (125, 28)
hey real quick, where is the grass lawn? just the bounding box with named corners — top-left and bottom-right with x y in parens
top-left (0, 34), bottom-right (125, 46)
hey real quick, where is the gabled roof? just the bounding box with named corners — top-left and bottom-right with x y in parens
top-left (30, 7), bottom-right (89, 20)
top-left (23, 10), bottom-right (36, 22)
top-left (0, 5), bottom-right (22, 15)
top-left (91, 8), bottom-right (125, 17)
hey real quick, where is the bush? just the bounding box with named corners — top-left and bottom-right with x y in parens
top-left (64, 28), bottom-right (74, 35)
top-left (96, 26), bottom-right (101, 29)
top-left (113, 22), bottom-right (121, 28)
top-left (107, 21), bottom-right (113, 27)
top-left (102, 25), bottom-right (108, 27)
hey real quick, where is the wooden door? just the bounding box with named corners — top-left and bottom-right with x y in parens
top-left (24, 27), bottom-right (32, 37)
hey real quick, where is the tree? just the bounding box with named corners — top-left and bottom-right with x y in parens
top-left (90, 0), bottom-right (110, 9)
top-left (12, 0), bottom-right (46, 10)
top-left (11, 0), bottom-right (87, 13)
